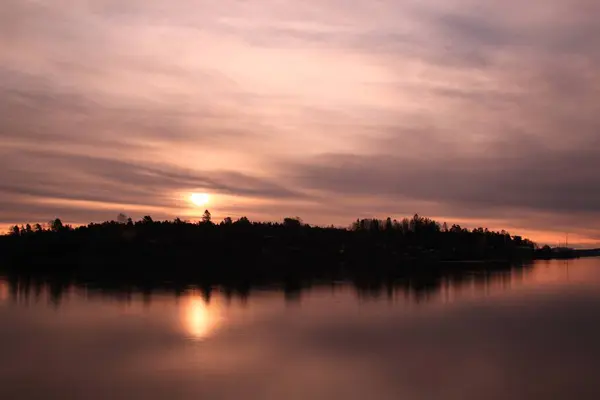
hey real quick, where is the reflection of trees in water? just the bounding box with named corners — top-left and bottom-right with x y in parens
top-left (352, 263), bottom-right (534, 303)
top-left (3, 274), bottom-right (68, 306)
top-left (1, 261), bottom-right (534, 307)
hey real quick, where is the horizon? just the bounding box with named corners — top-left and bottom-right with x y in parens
top-left (3, 211), bottom-right (596, 249)
top-left (2, 0), bottom-right (600, 248)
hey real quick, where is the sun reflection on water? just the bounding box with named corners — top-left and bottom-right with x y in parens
top-left (180, 292), bottom-right (222, 340)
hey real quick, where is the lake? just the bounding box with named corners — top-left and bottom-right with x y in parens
top-left (1, 258), bottom-right (600, 399)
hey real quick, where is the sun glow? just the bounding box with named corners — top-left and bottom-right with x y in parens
top-left (181, 295), bottom-right (221, 340)
top-left (190, 192), bottom-right (210, 207)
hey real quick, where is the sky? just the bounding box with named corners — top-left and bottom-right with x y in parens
top-left (1, 0), bottom-right (599, 246)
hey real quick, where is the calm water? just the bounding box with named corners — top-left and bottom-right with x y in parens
top-left (1, 259), bottom-right (600, 399)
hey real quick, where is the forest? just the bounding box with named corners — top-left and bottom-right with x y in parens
top-left (0, 212), bottom-right (537, 285)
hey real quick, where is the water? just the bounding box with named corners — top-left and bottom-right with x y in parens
top-left (1, 258), bottom-right (600, 399)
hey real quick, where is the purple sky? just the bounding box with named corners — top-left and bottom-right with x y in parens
top-left (2, 0), bottom-right (600, 245)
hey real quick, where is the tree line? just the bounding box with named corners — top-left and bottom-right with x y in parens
top-left (1, 212), bottom-right (536, 283)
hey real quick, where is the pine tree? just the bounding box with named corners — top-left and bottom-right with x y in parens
top-left (201, 209), bottom-right (212, 224)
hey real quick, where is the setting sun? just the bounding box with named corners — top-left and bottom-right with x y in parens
top-left (190, 193), bottom-right (210, 207)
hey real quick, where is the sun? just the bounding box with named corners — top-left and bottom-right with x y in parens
top-left (190, 192), bottom-right (210, 207)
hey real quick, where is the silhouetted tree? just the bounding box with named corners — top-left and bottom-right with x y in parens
top-left (50, 218), bottom-right (64, 232)
top-left (410, 214), bottom-right (422, 232)
top-left (283, 217), bottom-right (302, 228)
top-left (385, 217), bottom-right (393, 231)
top-left (401, 218), bottom-right (410, 233)
top-left (450, 224), bottom-right (463, 233)
top-left (201, 210), bottom-right (212, 224)
top-left (371, 219), bottom-right (381, 231)
top-left (221, 217), bottom-right (233, 225)
top-left (236, 216), bottom-right (250, 225)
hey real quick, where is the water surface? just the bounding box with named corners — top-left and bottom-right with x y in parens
top-left (1, 259), bottom-right (600, 399)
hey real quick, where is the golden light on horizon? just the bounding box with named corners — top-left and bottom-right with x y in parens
top-left (190, 193), bottom-right (210, 207)
top-left (181, 295), bottom-right (221, 340)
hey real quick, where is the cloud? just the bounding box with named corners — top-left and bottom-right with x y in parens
top-left (288, 144), bottom-right (600, 212)
top-left (0, 149), bottom-right (306, 225)
top-left (1, 0), bottom-right (599, 243)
